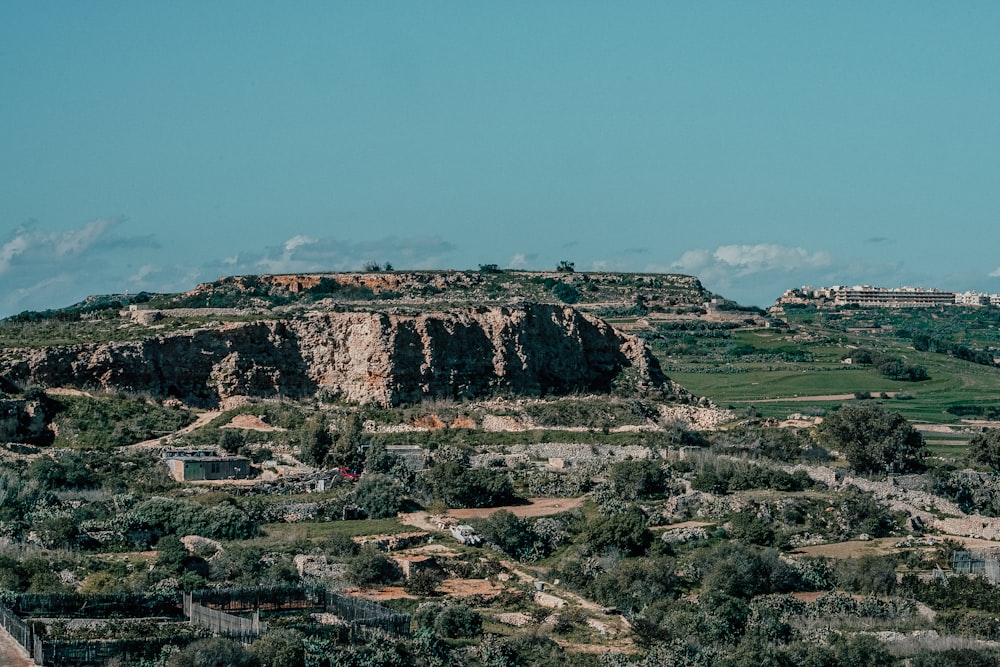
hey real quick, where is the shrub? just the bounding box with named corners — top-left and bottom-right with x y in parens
top-left (352, 474), bottom-right (404, 519)
top-left (584, 507), bottom-right (651, 557)
top-left (168, 637), bottom-right (258, 667)
top-left (819, 403), bottom-right (925, 474)
top-left (969, 429), bottom-right (1000, 471)
top-left (347, 546), bottom-right (401, 586)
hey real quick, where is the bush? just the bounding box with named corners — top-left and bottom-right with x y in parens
top-left (168, 637), bottom-right (258, 667)
top-left (250, 629), bottom-right (306, 667)
top-left (969, 429), bottom-right (1000, 471)
top-left (415, 602), bottom-right (483, 638)
top-left (347, 546), bottom-right (401, 586)
top-left (820, 403), bottom-right (925, 474)
top-left (422, 463), bottom-right (515, 508)
top-left (584, 507), bottom-right (651, 557)
top-left (352, 474), bottom-right (404, 519)
top-left (552, 282), bottom-right (580, 304)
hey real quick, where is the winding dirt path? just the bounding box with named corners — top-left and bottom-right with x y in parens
top-left (124, 410), bottom-right (222, 451)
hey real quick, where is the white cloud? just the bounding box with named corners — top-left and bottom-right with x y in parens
top-left (669, 244), bottom-right (831, 277)
top-left (227, 235), bottom-right (457, 275)
top-left (711, 244), bottom-right (831, 275)
top-left (54, 218), bottom-right (116, 256)
top-left (0, 222), bottom-right (461, 317)
top-left (990, 267), bottom-right (1000, 278)
top-left (508, 253), bottom-right (528, 269)
top-left (0, 218), bottom-right (161, 315)
top-left (657, 243), bottom-right (836, 307)
top-left (0, 232), bottom-right (31, 273)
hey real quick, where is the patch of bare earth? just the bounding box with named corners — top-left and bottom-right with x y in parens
top-left (446, 497), bottom-right (584, 520)
top-left (126, 410), bottom-right (221, 451)
top-left (0, 626), bottom-right (33, 667)
top-left (752, 392), bottom-right (897, 403)
top-left (223, 414), bottom-right (284, 431)
top-left (792, 538), bottom-right (912, 559)
top-left (439, 579), bottom-right (503, 597)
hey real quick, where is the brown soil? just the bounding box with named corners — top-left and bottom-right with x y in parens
top-left (223, 414), bottom-right (283, 431)
top-left (0, 626), bottom-right (34, 667)
top-left (439, 578), bottom-right (503, 597)
top-left (411, 415), bottom-right (446, 429)
top-left (752, 392), bottom-right (897, 403)
top-left (791, 538), bottom-right (910, 559)
top-left (446, 497), bottom-right (585, 520)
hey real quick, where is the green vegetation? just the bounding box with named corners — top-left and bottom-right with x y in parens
top-left (7, 277), bottom-right (1000, 665)
top-left (50, 392), bottom-right (193, 449)
top-left (819, 403), bottom-right (926, 474)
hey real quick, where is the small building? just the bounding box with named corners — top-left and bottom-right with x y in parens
top-left (164, 455), bottom-right (251, 482)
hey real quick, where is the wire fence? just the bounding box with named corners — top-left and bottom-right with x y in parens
top-left (184, 593), bottom-right (268, 640)
top-left (12, 591), bottom-right (182, 619)
top-left (953, 550), bottom-right (1000, 583)
top-left (0, 585), bottom-right (409, 666)
top-left (326, 593), bottom-right (410, 637)
top-left (0, 600), bottom-right (33, 653)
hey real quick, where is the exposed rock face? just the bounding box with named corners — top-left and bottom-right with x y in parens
top-left (0, 398), bottom-right (52, 444)
top-left (1, 305), bottom-right (680, 407)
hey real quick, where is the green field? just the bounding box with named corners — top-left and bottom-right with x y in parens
top-left (658, 322), bottom-right (1000, 424)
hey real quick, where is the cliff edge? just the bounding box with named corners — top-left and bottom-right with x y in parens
top-left (1, 304), bottom-right (691, 407)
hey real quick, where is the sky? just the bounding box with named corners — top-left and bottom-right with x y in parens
top-left (3, 2), bottom-right (1000, 316)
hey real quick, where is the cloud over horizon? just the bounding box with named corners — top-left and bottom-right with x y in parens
top-left (0, 221), bottom-right (460, 317)
top-left (224, 235), bottom-right (457, 275)
top-left (0, 218), bottom-right (162, 316)
top-left (671, 244), bottom-right (833, 278)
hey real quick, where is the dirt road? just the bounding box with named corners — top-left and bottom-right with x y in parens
top-left (0, 626), bottom-right (34, 667)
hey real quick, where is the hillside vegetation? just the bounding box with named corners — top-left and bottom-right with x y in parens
top-left (2, 273), bottom-right (1000, 666)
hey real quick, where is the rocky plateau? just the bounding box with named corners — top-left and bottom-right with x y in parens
top-left (0, 304), bottom-right (689, 408)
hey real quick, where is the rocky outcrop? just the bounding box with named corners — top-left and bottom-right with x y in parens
top-left (0, 397), bottom-right (52, 444)
top-left (0, 305), bottom-right (683, 407)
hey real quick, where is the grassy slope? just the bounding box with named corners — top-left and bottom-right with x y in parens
top-left (657, 322), bottom-right (1000, 424)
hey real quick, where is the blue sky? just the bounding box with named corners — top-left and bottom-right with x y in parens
top-left (3, 2), bottom-right (1000, 316)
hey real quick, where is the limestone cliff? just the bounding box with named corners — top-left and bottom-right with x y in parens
top-left (0, 305), bottom-right (689, 407)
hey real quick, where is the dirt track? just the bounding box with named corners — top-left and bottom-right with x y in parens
top-left (0, 626), bottom-right (34, 667)
top-left (446, 497), bottom-right (584, 520)
top-left (750, 392), bottom-right (898, 403)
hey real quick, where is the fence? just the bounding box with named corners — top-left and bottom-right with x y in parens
top-left (184, 593), bottom-right (268, 641)
top-left (34, 636), bottom-right (188, 667)
top-left (13, 591), bottom-right (183, 619)
top-left (190, 584), bottom-right (326, 614)
top-left (326, 593), bottom-right (410, 636)
top-left (0, 600), bottom-right (33, 654)
top-left (953, 550), bottom-right (1000, 583)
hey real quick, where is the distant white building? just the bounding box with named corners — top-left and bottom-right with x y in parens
top-left (956, 291), bottom-right (990, 306)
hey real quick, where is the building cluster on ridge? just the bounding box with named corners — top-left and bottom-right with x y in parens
top-left (776, 285), bottom-right (1000, 309)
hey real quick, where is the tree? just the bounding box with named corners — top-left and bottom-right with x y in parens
top-left (555, 260), bottom-right (575, 273)
top-left (352, 474), bottom-right (404, 519)
top-left (551, 282), bottom-right (580, 304)
top-left (474, 510), bottom-right (535, 560)
top-left (584, 507), bottom-right (651, 557)
top-left (608, 459), bottom-right (671, 500)
top-left (969, 429), bottom-right (1000, 471)
top-left (347, 546), bottom-right (401, 586)
top-left (819, 403), bottom-right (925, 474)
top-left (297, 417), bottom-right (332, 467)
